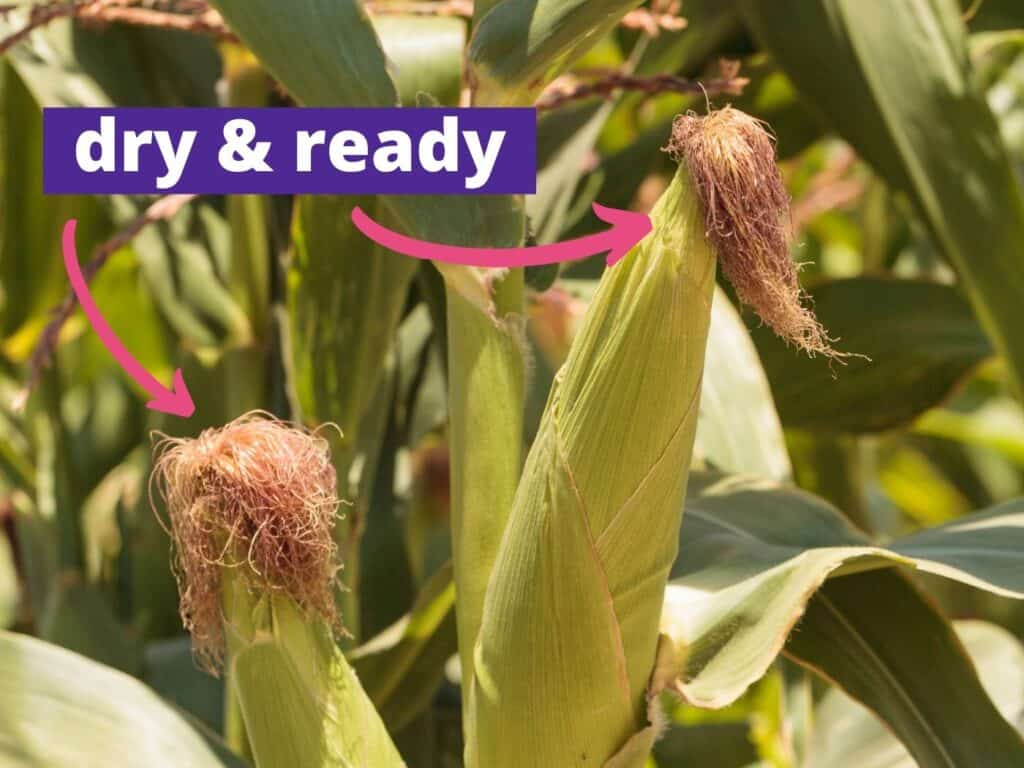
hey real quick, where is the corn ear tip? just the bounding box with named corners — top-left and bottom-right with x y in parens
top-left (664, 107), bottom-right (848, 360)
top-left (151, 411), bottom-right (344, 670)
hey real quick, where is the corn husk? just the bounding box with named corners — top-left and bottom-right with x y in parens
top-left (222, 572), bottom-right (406, 768)
top-left (466, 165), bottom-right (716, 767)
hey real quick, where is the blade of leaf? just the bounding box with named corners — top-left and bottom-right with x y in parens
top-left (351, 563), bottom-right (457, 732)
top-left (0, 631), bottom-right (229, 767)
top-left (696, 289), bottom-right (792, 481)
top-left (806, 619), bottom-right (1024, 768)
top-left (374, 16), bottom-right (467, 106)
top-left (785, 570), bottom-right (1024, 767)
top-left (751, 277), bottom-right (993, 433)
top-left (206, 0), bottom-right (397, 107)
top-left (663, 472), bottom-right (1024, 708)
top-left (740, 0), bottom-right (1024, 396)
top-left (468, 0), bottom-right (644, 105)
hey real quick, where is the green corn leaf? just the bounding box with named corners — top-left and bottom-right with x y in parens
top-left (468, 0), bottom-right (644, 105)
top-left (469, 165), bottom-right (716, 767)
top-left (0, 63), bottom-right (110, 340)
top-left (806, 620), bottom-right (1024, 768)
top-left (206, 0), bottom-right (397, 107)
top-left (740, 0), bottom-right (1024, 396)
top-left (288, 195), bottom-right (416, 457)
top-left (375, 16), bottom-right (467, 106)
top-left (530, 101), bottom-right (618, 247)
top-left (38, 576), bottom-right (140, 676)
top-left (662, 472), bottom-right (1024, 711)
top-left (752, 278), bottom-right (993, 434)
top-left (351, 563), bottom-right (457, 731)
top-left (786, 571), bottom-right (1024, 768)
top-left (0, 631), bottom-right (230, 767)
top-left (144, 636), bottom-right (226, 734)
top-left (696, 289), bottom-right (792, 481)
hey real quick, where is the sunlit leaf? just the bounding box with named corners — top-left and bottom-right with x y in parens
top-left (0, 631), bottom-right (229, 767)
top-left (741, 0), bottom-right (1024, 396)
top-left (752, 278), bottom-right (992, 433)
top-left (805, 620), bottom-right (1024, 767)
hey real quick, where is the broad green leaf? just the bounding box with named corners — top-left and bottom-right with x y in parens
top-left (914, 396), bottom-right (1024, 467)
top-left (740, 0), bottom-right (1024, 396)
top-left (696, 289), bottom-right (792, 481)
top-left (752, 278), bottom-right (993, 433)
top-left (206, 0), bottom-right (397, 108)
top-left (288, 195), bottom-right (416, 458)
top-left (0, 64), bottom-right (110, 339)
top-left (806, 620), bottom-right (1024, 768)
top-left (144, 636), bottom-right (226, 734)
top-left (375, 16), bottom-right (467, 106)
top-left (468, 0), bottom-right (644, 105)
top-left (1, 15), bottom-right (219, 108)
top-left (38, 578), bottom-right (140, 675)
top-left (529, 100), bottom-right (617, 247)
top-left (0, 631), bottom-right (228, 767)
top-left (662, 472), bottom-right (1024, 709)
top-left (125, 199), bottom-right (251, 351)
top-left (351, 564), bottom-right (457, 731)
top-left (786, 571), bottom-right (1024, 767)
top-left (890, 497), bottom-right (1024, 596)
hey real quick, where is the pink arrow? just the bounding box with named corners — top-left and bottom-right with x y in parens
top-left (62, 219), bottom-right (195, 418)
top-left (351, 202), bottom-right (652, 268)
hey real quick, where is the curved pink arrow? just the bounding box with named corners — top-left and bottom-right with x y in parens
top-left (351, 202), bottom-right (652, 268)
top-left (63, 220), bottom-right (195, 418)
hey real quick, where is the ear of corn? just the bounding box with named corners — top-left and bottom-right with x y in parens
top-left (466, 165), bottom-right (717, 767)
top-left (222, 570), bottom-right (406, 768)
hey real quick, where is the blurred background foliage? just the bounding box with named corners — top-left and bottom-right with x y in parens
top-left (1, 1), bottom-right (1024, 767)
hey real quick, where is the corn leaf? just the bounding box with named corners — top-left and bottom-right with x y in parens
top-left (0, 63), bottom-right (110, 339)
top-left (375, 16), bottom-right (467, 106)
top-left (664, 472), bottom-right (1024, 709)
top-left (740, 0), bottom-right (1024, 395)
top-left (351, 564), bottom-right (457, 731)
top-left (206, 0), bottom-right (397, 107)
top-left (468, 0), bottom-right (644, 105)
top-left (752, 278), bottom-right (993, 434)
top-left (288, 195), bottom-right (416, 454)
top-left (787, 571), bottom-right (1024, 767)
top-left (696, 289), bottom-right (791, 481)
top-left (0, 631), bottom-right (229, 767)
top-left (39, 579), bottom-right (140, 675)
top-left (806, 620), bottom-right (1024, 768)
top-left (144, 636), bottom-right (226, 734)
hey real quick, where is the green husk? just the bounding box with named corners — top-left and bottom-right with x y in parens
top-left (222, 572), bottom-right (405, 768)
top-left (466, 164), bottom-right (717, 767)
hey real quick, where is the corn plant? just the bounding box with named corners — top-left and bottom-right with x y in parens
top-left (2, 2), bottom-right (1024, 768)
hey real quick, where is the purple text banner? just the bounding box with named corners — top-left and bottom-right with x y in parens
top-left (44, 107), bottom-right (537, 195)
